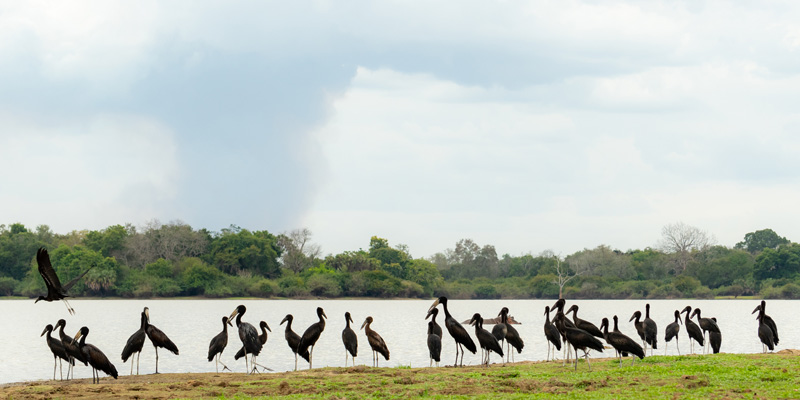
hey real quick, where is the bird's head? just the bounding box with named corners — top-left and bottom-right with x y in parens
top-left (469, 313), bottom-right (482, 326)
top-left (552, 298), bottom-right (565, 311)
top-left (681, 305), bottom-right (692, 315)
top-left (543, 306), bottom-right (550, 315)
top-left (223, 316), bottom-right (232, 327)
top-left (55, 319), bottom-right (66, 329)
top-left (40, 324), bottom-right (53, 337)
top-left (425, 307), bottom-right (438, 320)
top-left (498, 307), bottom-right (509, 317)
top-left (317, 307), bottom-right (327, 320)
top-left (566, 304), bottom-right (578, 315)
top-left (361, 316), bottom-right (373, 330)
top-left (629, 310), bottom-right (641, 322)
top-left (690, 308), bottom-right (700, 319)
top-left (34, 296), bottom-right (46, 303)
top-left (613, 315), bottom-right (619, 326)
top-left (751, 304), bottom-right (761, 315)
top-left (260, 321), bottom-right (271, 332)
top-left (280, 314), bottom-right (292, 325)
top-left (230, 305), bottom-right (246, 321)
top-left (600, 318), bottom-right (609, 331)
top-left (345, 312), bottom-right (354, 324)
top-left (73, 326), bottom-right (89, 342)
top-left (674, 310), bottom-right (683, 324)
top-left (428, 296), bottom-right (446, 314)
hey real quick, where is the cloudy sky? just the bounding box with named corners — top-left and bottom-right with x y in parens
top-left (2, 1), bottom-right (800, 258)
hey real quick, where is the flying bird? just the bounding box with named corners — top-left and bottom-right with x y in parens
top-left (35, 248), bottom-right (94, 315)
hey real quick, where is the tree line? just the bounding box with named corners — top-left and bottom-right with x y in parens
top-left (0, 220), bottom-right (798, 300)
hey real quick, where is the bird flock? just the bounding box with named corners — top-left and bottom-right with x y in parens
top-left (32, 247), bottom-right (783, 383)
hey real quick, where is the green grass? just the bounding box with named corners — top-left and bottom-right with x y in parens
top-left (215, 353), bottom-right (799, 399)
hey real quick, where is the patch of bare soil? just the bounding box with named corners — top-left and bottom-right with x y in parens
top-left (776, 349), bottom-right (800, 355)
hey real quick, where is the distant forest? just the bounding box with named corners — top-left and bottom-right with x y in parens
top-left (1, 221), bottom-right (798, 300)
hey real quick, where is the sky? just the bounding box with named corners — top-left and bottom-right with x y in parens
top-left (2, 1), bottom-right (800, 259)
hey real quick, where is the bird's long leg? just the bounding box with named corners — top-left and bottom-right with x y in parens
top-left (131, 357), bottom-right (135, 375)
top-left (345, 350), bottom-right (348, 367)
top-left (310, 345), bottom-right (315, 369)
top-left (136, 351), bottom-right (140, 375)
top-left (154, 346), bottom-right (160, 374)
top-left (52, 355), bottom-right (57, 380)
top-left (62, 299), bottom-right (75, 315)
top-left (585, 350), bottom-right (592, 371)
top-left (453, 341), bottom-right (459, 367)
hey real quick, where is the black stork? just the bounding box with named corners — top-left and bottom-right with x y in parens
top-left (709, 317), bottom-right (722, 354)
top-left (470, 313), bottom-right (503, 366)
top-left (41, 324), bottom-right (71, 380)
top-left (566, 304), bottom-right (603, 338)
top-left (208, 316), bottom-right (233, 373)
top-left (235, 321), bottom-right (271, 372)
top-left (643, 304), bottom-right (658, 355)
top-left (602, 316), bottom-right (644, 366)
top-left (425, 307), bottom-right (443, 338)
top-left (490, 311), bottom-right (507, 358)
top-left (428, 296), bottom-right (476, 367)
top-left (552, 299), bottom-right (576, 362)
top-left (361, 316), bottom-right (390, 367)
top-left (55, 319), bottom-right (86, 380)
top-left (73, 326), bottom-right (118, 384)
top-left (280, 314), bottom-right (310, 371)
top-left (690, 308), bottom-right (719, 354)
top-left (498, 307), bottom-right (524, 362)
top-left (427, 321), bottom-right (442, 367)
top-left (555, 313), bottom-right (604, 371)
top-left (543, 306), bottom-right (562, 361)
top-left (664, 310), bottom-right (682, 356)
top-left (629, 309), bottom-right (656, 355)
top-left (756, 305), bottom-right (775, 353)
top-left (144, 307), bottom-right (179, 373)
top-left (230, 305), bottom-right (261, 374)
top-left (34, 247), bottom-right (94, 315)
top-left (121, 309), bottom-right (147, 375)
top-left (297, 307), bottom-right (327, 369)
top-left (752, 300), bottom-right (778, 347)
top-left (681, 306), bottom-right (704, 354)
top-left (342, 312), bottom-right (358, 367)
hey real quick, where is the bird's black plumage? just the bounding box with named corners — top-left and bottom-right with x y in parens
top-left (427, 321), bottom-right (442, 367)
top-left (55, 319), bottom-right (86, 380)
top-left (230, 305), bottom-right (260, 374)
top-left (41, 324), bottom-right (71, 381)
top-left (35, 248), bottom-right (94, 315)
top-left (280, 314), bottom-right (310, 371)
top-left (74, 326), bottom-right (118, 383)
top-left (425, 308), bottom-right (443, 338)
top-left (756, 306), bottom-right (774, 353)
top-left (144, 307), bottom-right (179, 374)
top-left (664, 310), bottom-right (682, 356)
top-left (561, 320), bottom-right (604, 371)
top-left (681, 306), bottom-right (704, 354)
top-left (643, 304), bottom-right (658, 352)
top-left (428, 296), bottom-right (476, 367)
top-left (235, 321), bottom-right (270, 360)
top-left (602, 316), bottom-right (644, 366)
top-left (470, 313), bottom-right (503, 366)
top-left (121, 310), bottom-right (147, 375)
top-left (498, 307), bottom-right (523, 362)
top-left (297, 307), bottom-right (327, 369)
top-left (566, 304), bottom-right (603, 339)
top-left (342, 312), bottom-right (358, 367)
top-left (208, 316), bottom-right (232, 372)
top-left (361, 316), bottom-right (389, 366)
top-left (709, 317), bottom-right (721, 354)
top-left (752, 301), bottom-right (779, 346)
top-left (690, 308), bottom-right (719, 354)
top-left (543, 306), bottom-right (562, 361)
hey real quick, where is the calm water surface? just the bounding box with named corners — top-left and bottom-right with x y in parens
top-left (1, 298), bottom-right (796, 384)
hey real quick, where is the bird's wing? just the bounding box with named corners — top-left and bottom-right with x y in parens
top-left (37, 248), bottom-right (63, 292)
top-left (62, 263), bottom-right (96, 292)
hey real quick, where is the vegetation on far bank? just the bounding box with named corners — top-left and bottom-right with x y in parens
top-left (2, 353), bottom-right (798, 399)
top-left (1, 221), bottom-right (800, 301)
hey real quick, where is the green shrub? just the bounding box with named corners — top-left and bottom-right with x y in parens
top-left (252, 278), bottom-right (279, 297)
top-left (0, 277), bottom-right (18, 296)
top-left (307, 274), bottom-right (342, 297)
top-left (780, 283), bottom-right (800, 299)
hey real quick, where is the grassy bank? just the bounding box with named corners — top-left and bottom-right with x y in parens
top-left (2, 352), bottom-right (798, 399)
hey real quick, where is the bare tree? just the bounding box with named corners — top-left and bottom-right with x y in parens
top-left (658, 222), bottom-right (715, 273)
top-left (278, 228), bottom-right (321, 274)
top-left (549, 253), bottom-right (584, 299)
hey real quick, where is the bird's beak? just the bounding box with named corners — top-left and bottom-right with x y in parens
top-left (360, 319), bottom-right (367, 330)
top-left (73, 330), bottom-right (83, 341)
top-left (427, 298), bottom-right (440, 314)
top-left (425, 309), bottom-right (434, 320)
top-left (280, 315), bottom-right (288, 325)
top-left (265, 323), bottom-right (271, 332)
top-left (628, 313), bottom-right (635, 322)
top-left (751, 306), bottom-right (760, 315)
top-left (348, 314), bottom-right (354, 324)
top-left (322, 310), bottom-right (327, 319)
top-left (227, 318), bottom-right (233, 327)
top-left (229, 309), bottom-right (239, 321)
top-left (145, 308), bottom-right (151, 322)
top-left (40, 326), bottom-right (48, 337)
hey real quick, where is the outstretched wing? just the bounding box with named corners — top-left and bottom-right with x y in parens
top-left (37, 248), bottom-right (63, 295)
top-left (62, 263), bottom-right (95, 292)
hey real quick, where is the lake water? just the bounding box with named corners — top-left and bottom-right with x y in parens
top-left (1, 298), bottom-right (795, 384)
